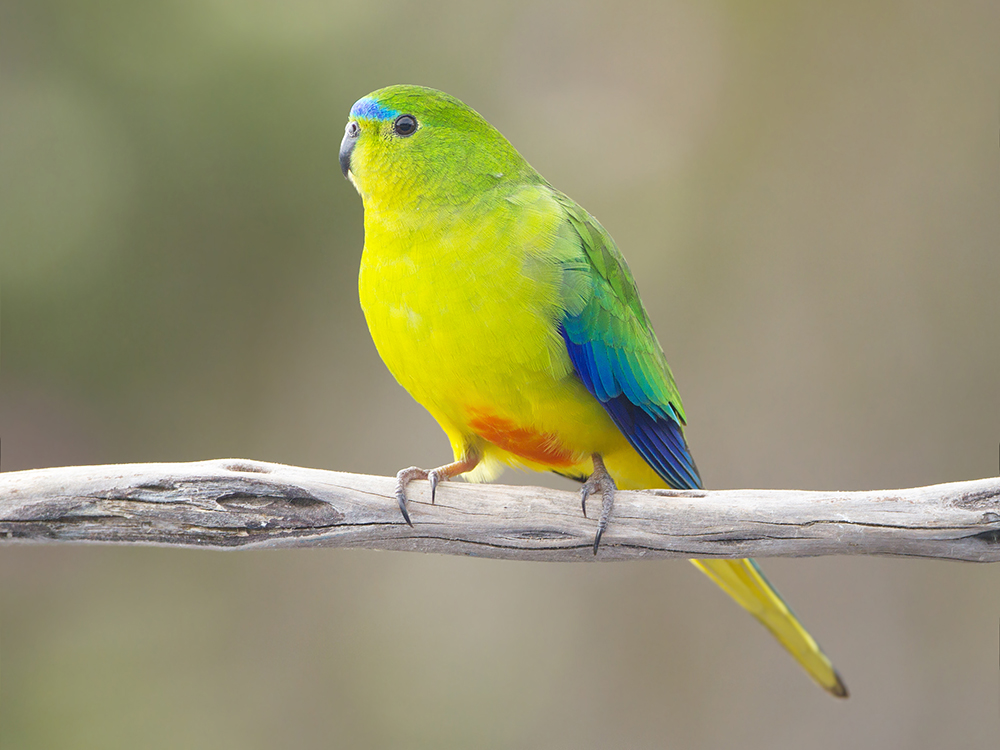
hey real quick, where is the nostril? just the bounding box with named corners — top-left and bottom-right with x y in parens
top-left (345, 121), bottom-right (360, 138)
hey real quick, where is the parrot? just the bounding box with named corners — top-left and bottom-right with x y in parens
top-left (339, 84), bottom-right (847, 698)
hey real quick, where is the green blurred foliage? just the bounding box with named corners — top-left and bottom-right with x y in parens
top-left (2, 0), bottom-right (999, 748)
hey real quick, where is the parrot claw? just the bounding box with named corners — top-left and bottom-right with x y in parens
top-left (428, 469), bottom-right (443, 504)
top-left (394, 466), bottom-right (429, 526)
top-left (580, 454), bottom-right (617, 555)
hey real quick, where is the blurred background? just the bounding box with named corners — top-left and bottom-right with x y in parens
top-left (2, 0), bottom-right (999, 747)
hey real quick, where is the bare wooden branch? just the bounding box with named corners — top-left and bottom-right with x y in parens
top-left (1, 459), bottom-right (998, 561)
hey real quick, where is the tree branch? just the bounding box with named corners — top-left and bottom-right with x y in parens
top-left (1, 459), bottom-right (998, 561)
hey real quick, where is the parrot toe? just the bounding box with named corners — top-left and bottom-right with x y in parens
top-left (428, 468), bottom-right (446, 503)
top-left (394, 466), bottom-right (429, 526)
top-left (580, 454), bottom-right (617, 554)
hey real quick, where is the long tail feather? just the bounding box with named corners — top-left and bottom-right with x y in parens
top-left (691, 558), bottom-right (848, 698)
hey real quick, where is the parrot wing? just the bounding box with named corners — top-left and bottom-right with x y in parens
top-left (551, 190), bottom-right (702, 491)
top-left (548, 189), bottom-right (846, 697)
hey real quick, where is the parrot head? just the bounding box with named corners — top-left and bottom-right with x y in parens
top-left (340, 85), bottom-right (538, 209)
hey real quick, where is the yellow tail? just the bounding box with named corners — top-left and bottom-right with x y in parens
top-left (691, 558), bottom-right (848, 698)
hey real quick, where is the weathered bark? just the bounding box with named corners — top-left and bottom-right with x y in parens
top-left (2, 459), bottom-right (998, 561)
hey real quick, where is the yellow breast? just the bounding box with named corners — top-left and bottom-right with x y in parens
top-left (357, 185), bottom-right (632, 479)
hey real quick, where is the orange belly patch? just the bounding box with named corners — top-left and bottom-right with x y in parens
top-left (467, 410), bottom-right (578, 468)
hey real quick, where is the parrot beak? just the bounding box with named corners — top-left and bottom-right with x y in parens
top-left (340, 121), bottom-right (359, 180)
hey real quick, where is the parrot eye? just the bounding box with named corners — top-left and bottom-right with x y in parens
top-left (393, 114), bottom-right (418, 137)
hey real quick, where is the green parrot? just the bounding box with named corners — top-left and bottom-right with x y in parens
top-left (340, 84), bottom-right (847, 697)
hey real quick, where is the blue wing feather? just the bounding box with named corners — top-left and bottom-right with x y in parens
top-left (549, 188), bottom-right (701, 491)
top-left (560, 325), bottom-right (703, 491)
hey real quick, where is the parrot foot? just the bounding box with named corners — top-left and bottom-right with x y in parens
top-left (580, 453), bottom-right (617, 555)
top-left (393, 453), bottom-right (482, 526)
